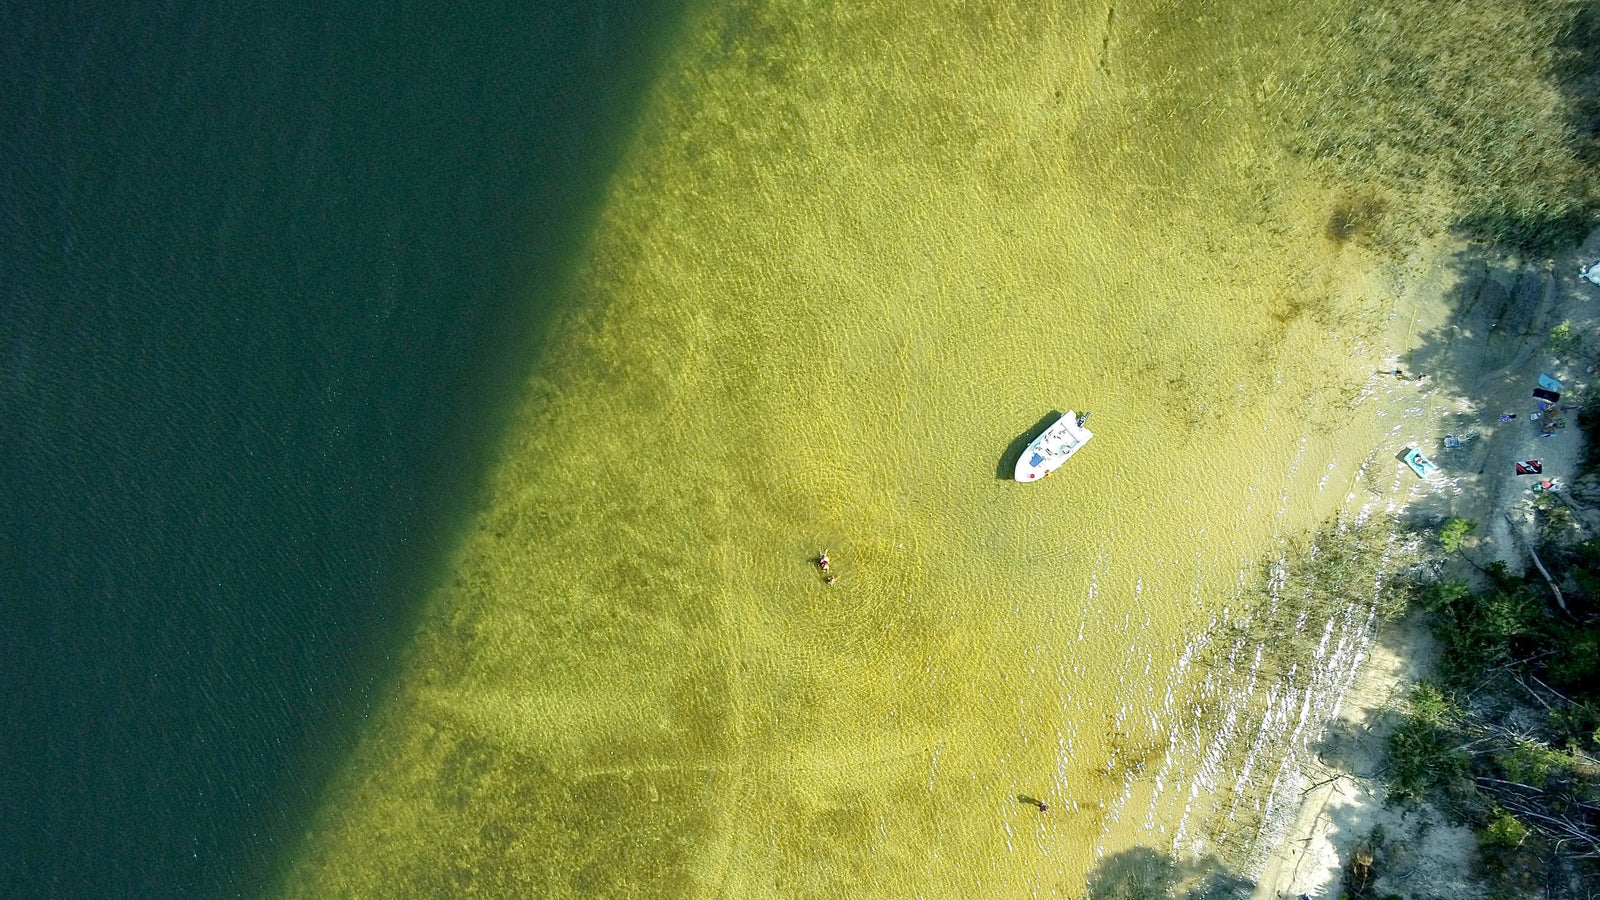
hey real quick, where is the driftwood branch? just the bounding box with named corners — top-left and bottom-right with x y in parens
top-left (1494, 794), bottom-right (1600, 859)
top-left (1551, 489), bottom-right (1600, 531)
top-left (1510, 670), bottom-right (1553, 710)
top-left (1504, 513), bottom-right (1569, 615)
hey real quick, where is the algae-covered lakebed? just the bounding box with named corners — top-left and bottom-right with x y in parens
top-left (279, 0), bottom-right (1597, 895)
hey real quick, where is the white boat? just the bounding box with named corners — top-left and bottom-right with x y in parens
top-left (1014, 411), bottom-right (1092, 482)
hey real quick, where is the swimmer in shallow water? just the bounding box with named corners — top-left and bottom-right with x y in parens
top-left (816, 552), bottom-right (831, 573)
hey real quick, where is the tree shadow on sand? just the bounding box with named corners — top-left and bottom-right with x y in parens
top-left (1390, 237), bottom-right (1600, 534)
top-left (1082, 848), bottom-right (1253, 900)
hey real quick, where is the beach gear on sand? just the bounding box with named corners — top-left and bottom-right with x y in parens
top-left (1539, 374), bottom-right (1562, 392)
top-left (1401, 447), bottom-right (1438, 479)
top-left (1516, 459), bottom-right (1543, 475)
top-left (1582, 261), bottom-right (1600, 285)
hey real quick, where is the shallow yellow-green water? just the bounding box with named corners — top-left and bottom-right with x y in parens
top-left (279, 0), bottom-right (1586, 896)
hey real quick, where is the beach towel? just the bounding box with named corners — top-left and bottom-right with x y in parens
top-left (1516, 459), bottom-right (1543, 475)
top-left (1534, 388), bottom-right (1561, 403)
top-left (1539, 374), bottom-right (1562, 392)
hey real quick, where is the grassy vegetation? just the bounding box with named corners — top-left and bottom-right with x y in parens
top-left (1186, 515), bottom-right (1420, 860)
top-left (1221, 514), bottom-right (1417, 661)
top-left (1280, 1), bottom-right (1600, 257)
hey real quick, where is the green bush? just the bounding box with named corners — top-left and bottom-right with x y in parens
top-left (1422, 578), bottom-right (1547, 679)
top-left (1386, 685), bottom-right (1467, 800)
top-left (1479, 809), bottom-right (1529, 850)
top-left (1480, 585), bottom-right (1543, 643)
top-left (1549, 321), bottom-right (1577, 356)
top-left (1548, 702), bottom-right (1600, 749)
top-left (1546, 628), bottom-right (1600, 688)
top-left (1422, 580), bottom-right (1472, 617)
top-left (1572, 540), bottom-right (1600, 597)
top-left (1440, 519), bottom-right (1476, 554)
top-left (1501, 740), bottom-right (1569, 789)
top-left (1408, 683), bottom-right (1458, 728)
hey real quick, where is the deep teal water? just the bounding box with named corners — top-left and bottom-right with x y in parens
top-left (0, 1), bottom-right (677, 895)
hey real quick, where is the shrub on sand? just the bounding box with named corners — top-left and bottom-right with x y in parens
top-left (1385, 684), bottom-right (1466, 801)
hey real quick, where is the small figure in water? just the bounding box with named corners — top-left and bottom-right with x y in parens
top-left (1017, 794), bottom-right (1048, 813)
top-left (816, 552), bottom-right (831, 573)
top-left (825, 575), bottom-right (837, 585)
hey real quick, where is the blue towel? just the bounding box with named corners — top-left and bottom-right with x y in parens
top-left (1540, 374), bottom-right (1562, 392)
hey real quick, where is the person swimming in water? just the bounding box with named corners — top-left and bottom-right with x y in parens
top-left (1017, 794), bottom-right (1048, 812)
top-left (817, 552), bottom-right (831, 573)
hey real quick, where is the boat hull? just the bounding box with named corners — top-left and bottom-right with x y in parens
top-left (1014, 411), bottom-right (1092, 481)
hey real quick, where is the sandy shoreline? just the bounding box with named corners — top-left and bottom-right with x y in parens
top-left (1249, 229), bottom-right (1600, 898)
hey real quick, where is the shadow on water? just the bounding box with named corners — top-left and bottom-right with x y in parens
top-left (0, 1), bottom-right (683, 897)
top-left (1558, 3), bottom-right (1600, 177)
top-left (1450, 1), bottom-right (1600, 255)
top-left (997, 410), bottom-right (1064, 480)
top-left (1081, 847), bottom-right (1253, 900)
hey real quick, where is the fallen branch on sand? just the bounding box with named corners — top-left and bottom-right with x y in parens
top-left (1503, 513), bottom-right (1569, 615)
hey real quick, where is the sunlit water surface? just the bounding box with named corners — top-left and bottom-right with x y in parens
top-left (278, 0), bottom-right (1561, 895)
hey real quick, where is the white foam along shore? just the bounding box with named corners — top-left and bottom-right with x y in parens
top-left (1249, 230), bottom-right (1600, 899)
